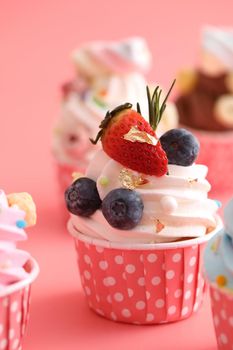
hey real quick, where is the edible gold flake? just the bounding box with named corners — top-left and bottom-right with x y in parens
top-left (188, 178), bottom-right (198, 185)
top-left (123, 126), bottom-right (157, 145)
top-left (119, 168), bottom-right (149, 190)
top-left (154, 219), bottom-right (165, 233)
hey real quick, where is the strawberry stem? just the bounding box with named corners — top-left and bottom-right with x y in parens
top-left (90, 102), bottom-right (132, 144)
top-left (145, 79), bottom-right (176, 130)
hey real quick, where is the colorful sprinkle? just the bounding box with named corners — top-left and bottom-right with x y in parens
top-left (16, 220), bottom-right (27, 229)
top-left (99, 89), bottom-right (107, 97)
top-left (214, 200), bottom-right (222, 208)
top-left (211, 236), bottom-right (221, 253)
top-left (93, 96), bottom-right (107, 108)
top-left (99, 177), bottom-right (109, 187)
top-left (216, 275), bottom-right (227, 287)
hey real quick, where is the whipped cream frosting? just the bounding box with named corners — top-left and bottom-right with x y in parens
top-left (69, 150), bottom-right (218, 243)
top-left (72, 37), bottom-right (152, 77)
top-left (0, 190), bottom-right (33, 287)
top-left (205, 198), bottom-right (233, 292)
top-left (202, 26), bottom-right (233, 71)
top-left (52, 37), bottom-right (178, 166)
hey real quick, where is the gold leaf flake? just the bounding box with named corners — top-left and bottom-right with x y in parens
top-left (123, 126), bottom-right (157, 145)
top-left (188, 178), bottom-right (198, 185)
top-left (119, 168), bottom-right (149, 190)
top-left (154, 219), bottom-right (165, 233)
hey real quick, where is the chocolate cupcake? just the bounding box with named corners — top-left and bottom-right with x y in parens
top-left (175, 26), bottom-right (233, 195)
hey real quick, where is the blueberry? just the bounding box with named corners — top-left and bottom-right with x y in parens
top-left (65, 177), bottom-right (102, 216)
top-left (102, 188), bottom-right (143, 230)
top-left (159, 128), bottom-right (200, 166)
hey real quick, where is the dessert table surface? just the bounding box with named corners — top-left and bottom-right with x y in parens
top-left (1, 0), bottom-right (232, 349)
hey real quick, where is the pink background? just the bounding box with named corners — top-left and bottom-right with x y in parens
top-left (0, 0), bottom-right (232, 349)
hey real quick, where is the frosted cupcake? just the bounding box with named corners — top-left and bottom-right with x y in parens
top-left (52, 37), bottom-right (178, 194)
top-left (175, 26), bottom-right (233, 195)
top-left (64, 84), bottom-right (221, 324)
top-left (205, 198), bottom-right (233, 349)
top-left (0, 190), bottom-right (39, 349)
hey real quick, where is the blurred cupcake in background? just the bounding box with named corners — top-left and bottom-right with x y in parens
top-left (205, 198), bottom-right (233, 349)
top-left (52, 37), bottom-right (178, 195)
top-left (175, 26), bottom-right (233, 196)
top-left (0, 190), bottom-right (39, 349)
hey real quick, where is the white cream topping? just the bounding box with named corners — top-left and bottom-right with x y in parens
top-left (70, 150), bottom-right (218, 243)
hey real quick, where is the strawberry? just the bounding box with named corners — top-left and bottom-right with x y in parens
top-left (90, 81), bottom-right (175, 176)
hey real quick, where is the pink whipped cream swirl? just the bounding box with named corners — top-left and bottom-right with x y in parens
top-left (0, 190), bottom-right (31, 287)
top-left (69, 150), bottom-right (218, 243)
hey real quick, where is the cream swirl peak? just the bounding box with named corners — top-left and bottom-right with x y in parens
top-left (72, 37), bottom-right (152, 77)
top-left (0, 190), bottom-right (36, 287)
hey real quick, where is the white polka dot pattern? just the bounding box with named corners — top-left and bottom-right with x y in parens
top-left (0, 284), bottom-right (32, 349)
top-left (210, 285), bottom-right (233, 349)
top-left (75, 238), bottom-right (206, 324)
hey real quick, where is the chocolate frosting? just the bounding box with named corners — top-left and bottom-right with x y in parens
top-left (175, 71), bottom-right (232, 131)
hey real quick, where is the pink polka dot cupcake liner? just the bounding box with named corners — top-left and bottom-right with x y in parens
top-left (209, 284), bottom-right (233, 349)
top-left (192, 129), bottom-right (233, 196)
top-left (69, 222), bottom-right (220, 324)
top-left (0, 258), bottom-right (39, 350)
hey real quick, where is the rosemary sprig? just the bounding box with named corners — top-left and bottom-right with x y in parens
top-left (145, 79), bottom-right (176, 130)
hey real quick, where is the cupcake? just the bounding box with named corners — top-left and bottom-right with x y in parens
top-left (52, 37), bottom-right (178, 195)
top-left (0, 190), bottom-right (39, 349)
top-left (175, 26), bottom-right (233, 196)
top-left (205, 198), bottom-right (233, 349)
top-left (64, 83), bottom-right (221, 324)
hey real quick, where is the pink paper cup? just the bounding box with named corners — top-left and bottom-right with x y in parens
top-left (0, 258), bottom-right (39, 350)
top-left (209, 284), bottom-right (233, 349)
top-left (68, 219), bottom-right (221, 324)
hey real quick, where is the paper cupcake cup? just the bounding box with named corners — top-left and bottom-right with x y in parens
top-left (209, 284), bottom-right (233, 349)
top-left (0, 258), bottom-right (39, 350)
top-left (68, 218), bottom-right (221, 324)
top-left (191, 129), bottom-right (233, 196)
